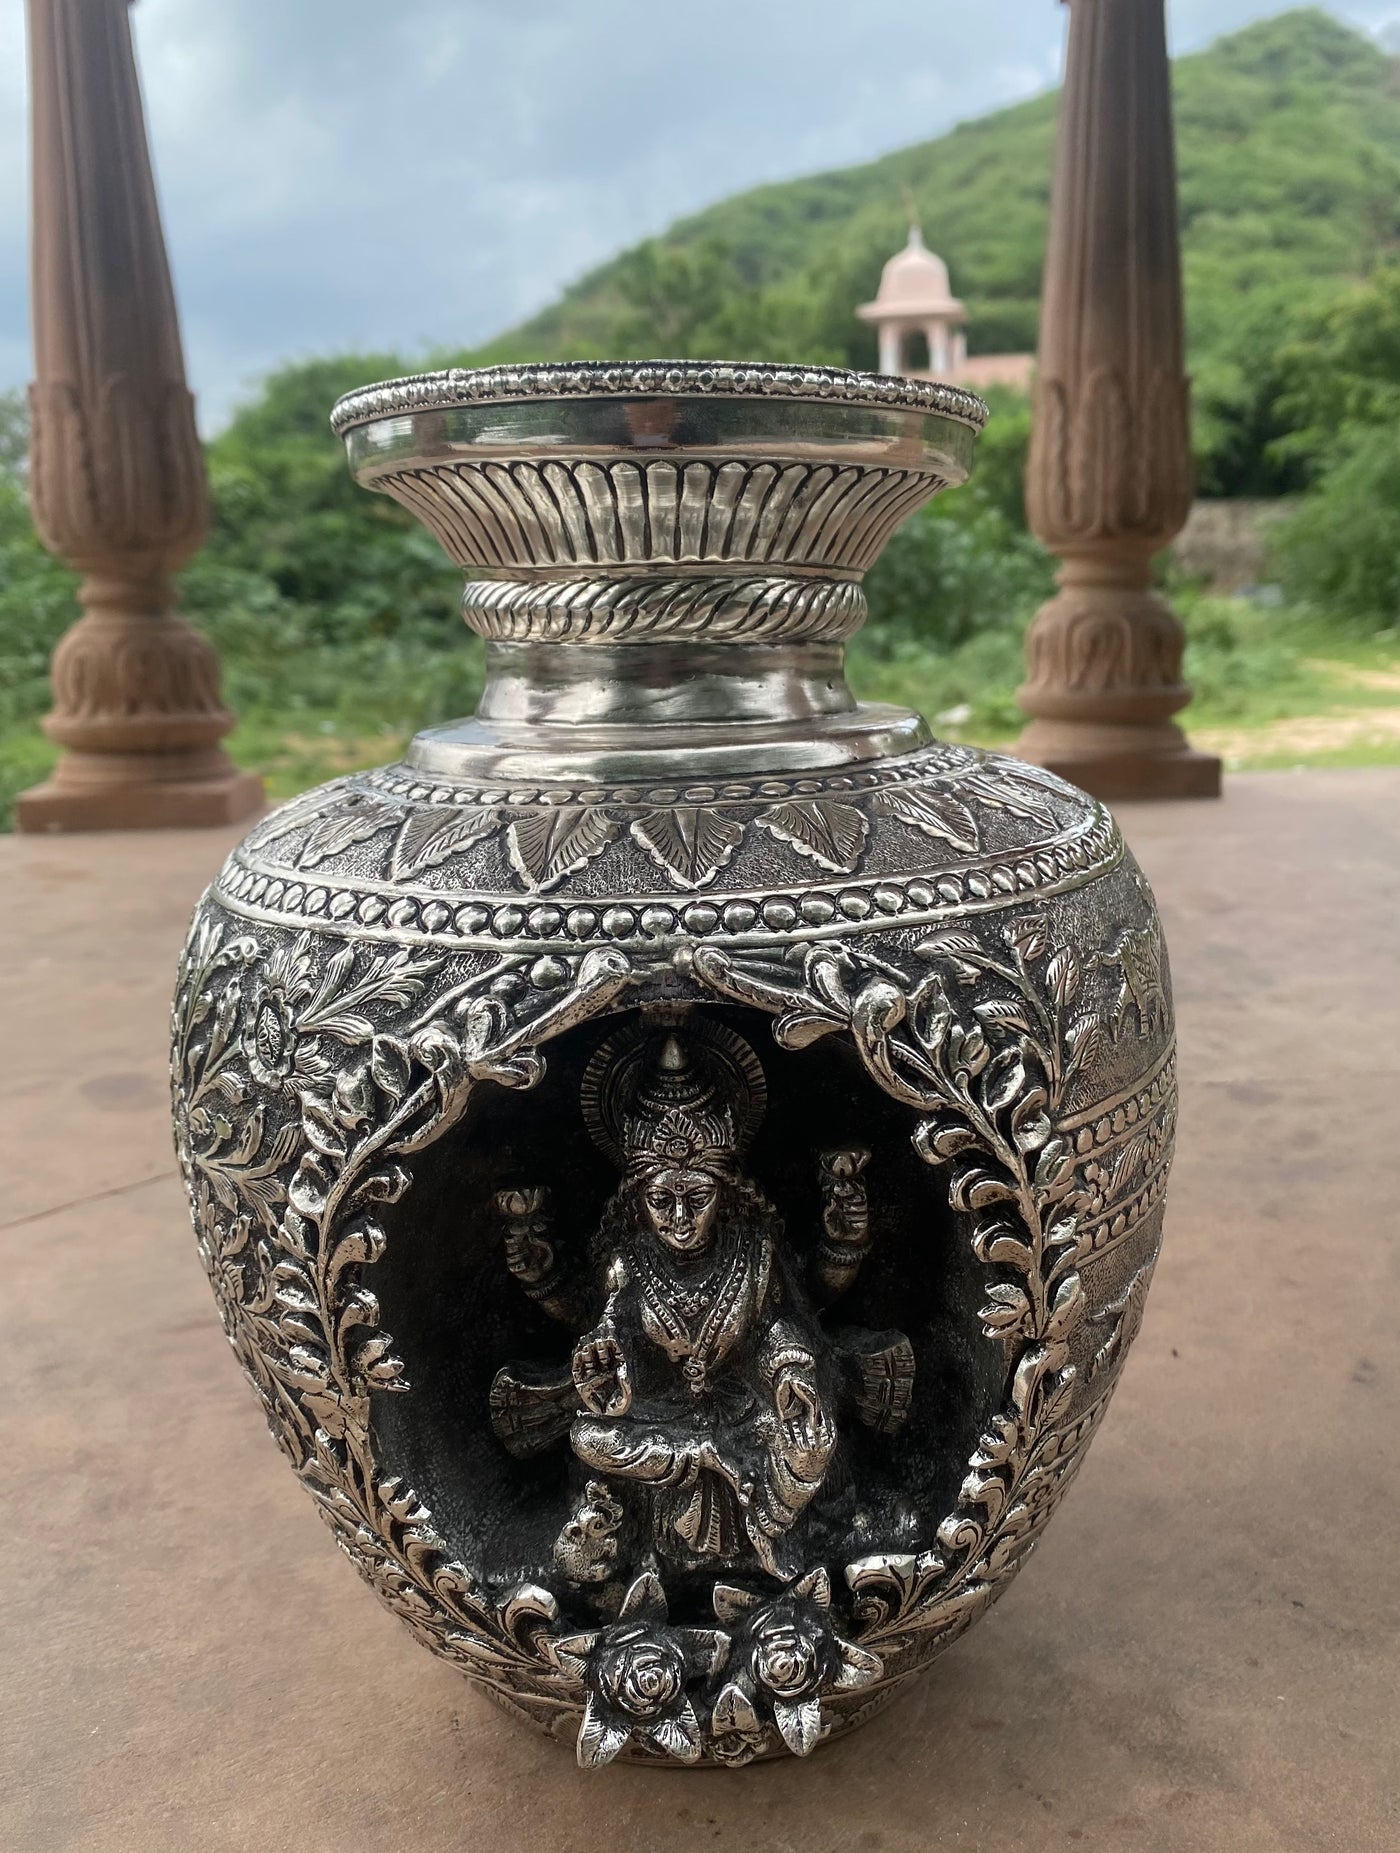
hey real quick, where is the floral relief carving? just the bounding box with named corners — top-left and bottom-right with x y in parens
top-left (390, 806), bottom-right (504, 880)
top-left (691, 908), bottom-right (1174, 1666)
top-left (869, 782), bottom-right (980, 852)
top-left (299, 798), bottom-right (404, 871)
top-left (174, 875), bottom-right (1172, 1765)
top-left (551, 1572), bottom-right (725, 1768)
top-left (173, 919), bottom-right (638, 1701)
top-left (709, 1569), bottom-right (881, 1764)
top-left (505, 806), bottom-right (622, 890)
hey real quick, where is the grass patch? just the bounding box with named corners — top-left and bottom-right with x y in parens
top-left (226, 712), bottom-right (416, 804)
top-left (0, 723), bottom-right (58, 823)
top-left (850, 595), bottom-right (1400, 765)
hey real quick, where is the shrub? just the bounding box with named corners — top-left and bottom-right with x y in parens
top-left (862, 492), bottom-right (1052, 653)
top-left (1269, 424), bottom-right (1400, 629)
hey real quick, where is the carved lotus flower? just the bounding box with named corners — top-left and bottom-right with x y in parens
top-left (552, 1572), bottom-right (725, 1768)
top-left (711, 1567), bottom-right (882, 1761)
top-left (240, 933), bottom-right (319, 1092)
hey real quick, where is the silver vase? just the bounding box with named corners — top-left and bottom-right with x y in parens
top-left (172, 361), bottom-right (1174, 1768)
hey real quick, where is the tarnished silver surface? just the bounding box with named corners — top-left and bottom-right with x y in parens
top-left (173, 361), bottom-right (1174, 1769)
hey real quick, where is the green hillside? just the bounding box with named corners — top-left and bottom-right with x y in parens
top-left (476, 9), bottom-right (1400, 494)
top-left (8, 7), bottom-right (1400, 829)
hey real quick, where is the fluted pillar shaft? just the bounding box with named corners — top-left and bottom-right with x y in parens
top-left (1016, 0), bottom-right (1220, 799)
top-left (17, 0), bottom-right (261, 831)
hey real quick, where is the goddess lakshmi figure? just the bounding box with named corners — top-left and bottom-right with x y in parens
top-left (490, 1017), bottom-right (914, 1586)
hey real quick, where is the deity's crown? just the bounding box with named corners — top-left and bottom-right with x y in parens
top-left (582, 1016), bottom-right (766, 1173)
top-left (622, 1035), bottom-right (738, 1178)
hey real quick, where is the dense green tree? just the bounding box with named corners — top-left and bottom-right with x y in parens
top-left (189, 352), bottom-right (461, 646)
top-left (0, 391), bottom-right (77, 741)
top-left (1270, 425), bottom-right (1400, 625)
top-left (1265, 263), bottom-right (1400, 623)
top-left (1272, 262), bottom-right (1400, 453)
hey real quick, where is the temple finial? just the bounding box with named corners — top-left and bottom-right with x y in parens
top-left (900, 183), bottom-right (924, 247)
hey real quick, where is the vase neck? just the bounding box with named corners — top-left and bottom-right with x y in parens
top-left (475, 640), bottom-right (855, 729)
top-left (405, 635), bottom-right (927, 784)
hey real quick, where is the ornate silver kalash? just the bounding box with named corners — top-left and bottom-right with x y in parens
top-left (172, 362), bottom-right (1175, 1767)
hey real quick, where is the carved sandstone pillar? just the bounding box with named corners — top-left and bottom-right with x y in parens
top-left (1016, 0), bottom-right (1220, 799)
top-left (16, 0), bottom-right (262, 832)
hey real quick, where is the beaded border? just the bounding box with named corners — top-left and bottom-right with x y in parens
top-left (212, 806), bottom-right (1123, 952)
top-left (330, 360), bottom-right (990, 437)
top-left (354, 742), bottom-right (1052, 813)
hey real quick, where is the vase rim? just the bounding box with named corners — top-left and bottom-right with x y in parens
top-left (329, 359), bottom-right (989, 438)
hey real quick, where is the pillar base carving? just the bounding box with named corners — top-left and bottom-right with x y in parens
top-left (1014, 578), bottom-right (1221, 802)
top-left (1012, 719), bottom-right (1221, 802)
top-left (17, 755), bottom-right (263, 832)
top-left (16, 590), bottom-right (264, 833)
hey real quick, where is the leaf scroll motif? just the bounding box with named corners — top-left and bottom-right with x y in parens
top-left (958, 766), bottom-right (1058, 827)
top-left (245, 783), bottom-right (346, 855)
top-left (391, 806), bottom-right (504, 881)
top-left (506, 806), bottom-right (620, 891)
top-left (630, 805), bottom-right (745, 889)
top-left (755, 797), bottom-right (869, 874)
top-left (173, 921), bottom-right (640, 1722)
top-left (1045, 948), bottom-right (1081, 1010)
top-left (871, 785), bottom-right (980, 853)
top-left (692, 910), bottom-right (1165, 1662)
top-left (1063, 1014), bottom-right (1104, 1088)
top-left (299, 799), bottom-right (400, 870)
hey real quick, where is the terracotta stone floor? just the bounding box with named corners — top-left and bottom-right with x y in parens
top-left (2, 769), bottom-right (1397, 1853)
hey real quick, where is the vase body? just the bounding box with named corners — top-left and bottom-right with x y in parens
top-left (172, 363), bottom-right (1175, 1768)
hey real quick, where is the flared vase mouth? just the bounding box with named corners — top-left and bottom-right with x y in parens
top-left (330, 358), bottom-right (989, 438)
top-left (329, 359), bottom-right (987, 772)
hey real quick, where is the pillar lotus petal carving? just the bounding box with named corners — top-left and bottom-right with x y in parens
top-left (17, 0), bottom-right (260, 831)
top-left (1017, 0), bottom-right (1220, 799)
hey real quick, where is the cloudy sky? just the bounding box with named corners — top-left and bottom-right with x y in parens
top-left (2, 1), bottom-right (1399, 427)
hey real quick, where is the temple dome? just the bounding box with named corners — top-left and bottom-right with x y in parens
top-left (857, 227), bottom-right (965, 323)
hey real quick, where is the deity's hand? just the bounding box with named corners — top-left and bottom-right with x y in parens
top-left (820, 1147), bottom-right (872, 1247)
top-left (504, 1224), bottom-right (556, 1286)
top-left (498, 1187), bottom-right (556, 1286)
top-left (573, 1323), bottom-right (633, 1418)
top-left (775, 1367), bottom-right (835, 1476)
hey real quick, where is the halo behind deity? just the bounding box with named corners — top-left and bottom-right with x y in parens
top-left (580, 1017), bottom-right (768, 1169)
